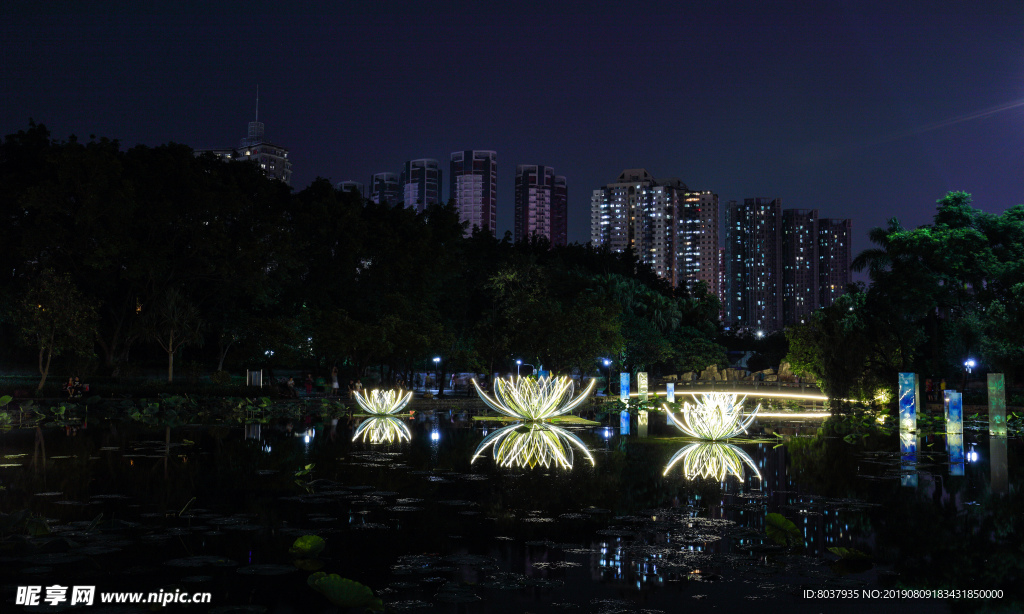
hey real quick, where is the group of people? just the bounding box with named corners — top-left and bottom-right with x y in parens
top-left (281, 367), bottom-right (366, 399)
top-left (62, 376), bottom-right (85, 399)
top-left (923, 378), bottom-right (948, 403)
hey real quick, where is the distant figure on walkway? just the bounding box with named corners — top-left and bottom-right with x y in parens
top-left (304, 374), bottom-right (314, 396)
top-left (286, 377), bottom-right (298, 398)
top-left (331, 367), bottom-right (340, 397)
top-left (63, 377), bottom-right (76, 399)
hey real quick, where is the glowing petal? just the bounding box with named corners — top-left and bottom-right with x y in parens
top-left (472, 422), bottom-right (594, 470)
top-left (352, 416), bottom-right (412, 444)
top-left (663, 393), bottom-right (759, 440)
top-left (354, 389), bottom-right (412, 415)
top-left (472, 376), bottom-right (595, 421)
top-left (663, 442), bottom-right (761, 481)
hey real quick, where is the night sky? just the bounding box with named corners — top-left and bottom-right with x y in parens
top-left (4, 1), bottom-right (1024, 266)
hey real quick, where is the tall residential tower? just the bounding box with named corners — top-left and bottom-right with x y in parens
top-left (451, 150), bottom-right (497, 235)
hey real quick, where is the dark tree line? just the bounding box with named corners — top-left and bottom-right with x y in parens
top-left (0, 123), bottom-right (725, 389)
top-left (786, 191), bottom-right (1024, 409)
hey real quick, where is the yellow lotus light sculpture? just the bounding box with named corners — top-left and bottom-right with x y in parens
top-left (472, 422), bottom-right (594, 469)
top-left (664, 442), bottom-right (761, 481)
top-left (353, 388), bottom-right (412, 415)
top-left (352, 416), bottom-right (412, 444)
top-left (472, 376), bottom-right (595, 421)
top-left (664, 393), bottom-right (759, 440)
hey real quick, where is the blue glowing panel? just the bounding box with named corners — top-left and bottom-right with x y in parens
top-left (619, 373), bottom-right (630, 403)
top-left (898, 372), bottom-right (917, 432)
top-left (947, 391), bottom-right (963, 434)
top-left (666, 383), bottom-right (675, 404)
top-left (943, 389), bottom-right (952, 423)
top-left (620, 409), bottom-right (631, 435)
top-left (988, 373), bottom-right (1006, 437)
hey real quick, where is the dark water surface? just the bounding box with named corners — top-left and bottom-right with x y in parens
top-left (0, 413), bottom-right (1019, 613)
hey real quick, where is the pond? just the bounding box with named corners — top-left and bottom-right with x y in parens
top-left (0, 409), bottom-right (1019, 613)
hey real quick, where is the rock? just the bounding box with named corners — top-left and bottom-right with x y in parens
top-left (765, 375), bottom-right (778, 382)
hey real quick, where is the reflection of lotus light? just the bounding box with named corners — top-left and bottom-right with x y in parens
top-left (663, 442), bottom-right (761, 481)
top-left (354, 389), bottom-right (413, 415)
top-left (472, 422), bottom-right (594, 469)
top-left (664, 393), bottom-right (759, 440)
top-left (473, 376), bottom-right (595, 421)
top-left (352, 416), bottom-right (412, 444)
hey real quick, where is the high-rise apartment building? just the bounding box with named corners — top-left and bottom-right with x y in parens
top-left (335, 180), bottom-right (364, 196)
top-left (196, 114), bottom-right (292, 185)
top-left (782, 209), bottom-right (819, 326)
top-left (551, 176), bottom-right (568, 247)
top-left (726, 200), bottom-right (852, 332)
top-left (515, 165), bottom-right (567, 246)
top-left (401, 159), bottom-right (442, 212)
top-left (451, 150), bottom-right (497, 235)
top-left (818, 218), bottom-right (852, 307)
top-left (369, 172), bottom-right (400, 205)
top-left (590, 169), bottom-right (719, 290)
top-left (725, 198), bottom-right (783, 332)
top-left (678, 190), bottom-right (720, 296)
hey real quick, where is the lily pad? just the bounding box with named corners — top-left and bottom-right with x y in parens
top-left (289, 535), bottom-right (326, 557)
top-left (307, 573), bottom-right (383, 611)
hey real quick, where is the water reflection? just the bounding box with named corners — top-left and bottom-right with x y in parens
top-left (991, 435), bottom-right (1008, 495)
top-left (471, 422), bottom-right (594, 469)
top-left (352, 416), bottom-right (412, 444)
top-left (663, 442), bottom-right (761, 482)
top-left (900, 431), bottom-right (918, 488)
top-left (947, 433), bottom-right (965, 476)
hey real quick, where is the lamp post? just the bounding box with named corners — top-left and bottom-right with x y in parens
top-left (433, 357), bottom-right (441, 394)
top-left (602, 359), bottom-right (612, 396)
top-left (963, 358), bottom-right (975, 392)
top-left (516, 360), bottom-right (535, 378)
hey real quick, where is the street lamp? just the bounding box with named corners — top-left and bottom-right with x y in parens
top-left (433, 357), bottom-right (441, 394)
top-left (602, 358), bottom-right (612, 396)
top-left (963, 358), bottom-right (975, 392)
top-left (515, 360), bottom-right (535, 377)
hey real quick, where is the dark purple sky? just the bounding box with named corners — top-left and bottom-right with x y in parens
top-left (4, 1), bottom-right (1024, 264)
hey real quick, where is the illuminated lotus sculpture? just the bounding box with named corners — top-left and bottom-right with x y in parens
top-left (472, 376), bottom-right (595, 421)
top-left (353, 388), bottom-right (412, 415)
top-left (664, 393), bottom-right (759, 440)
top-left (472, 422), bottom-right (594, 469)
top-left (664, 442), bottom-right (761, 481)
top-left (352, 416), bottom-right (412, 444)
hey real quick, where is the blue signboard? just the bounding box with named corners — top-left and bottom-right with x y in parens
top-left (666, 383), bottom-right (675, 403)
top-left (619, 373), bottom-right (630, 402)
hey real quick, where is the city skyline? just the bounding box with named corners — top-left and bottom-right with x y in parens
top-left (3, 2), bottom-right (1022, 270)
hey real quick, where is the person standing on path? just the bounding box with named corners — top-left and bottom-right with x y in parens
top-left (331, 366), bottom-right (340, 397)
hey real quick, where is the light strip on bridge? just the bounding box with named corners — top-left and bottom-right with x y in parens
top-left (623, 391), bottom-right (829, 401)
top-left (750, 412), bottom-right (830, 418)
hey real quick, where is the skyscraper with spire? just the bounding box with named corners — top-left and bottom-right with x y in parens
top-left (195, 89), bottom-right (293, 185)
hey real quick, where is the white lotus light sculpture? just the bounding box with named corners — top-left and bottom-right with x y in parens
top-left (472, 422), bottom-right (594, 469)
top-left (354, 388), bottom-right (412, 415)
top-left (352, 416), bottom-right (412, 444)
top-left (664, 393), bottom-right (759, 440)
top-left (663, 442), bottom-right (761, 481)
top-left (472, 376), bottom-right (595, 421)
